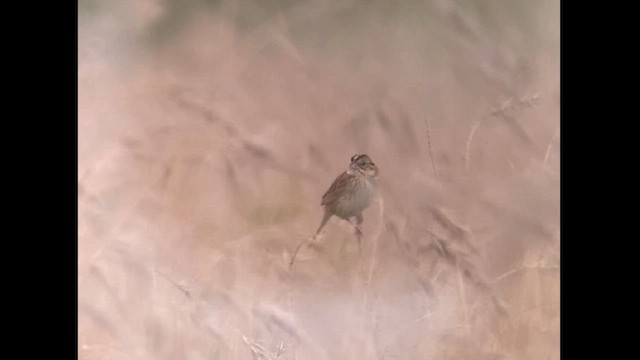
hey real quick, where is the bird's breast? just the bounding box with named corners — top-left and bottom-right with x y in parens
top-left (334, 176), bottom-right (379, 218)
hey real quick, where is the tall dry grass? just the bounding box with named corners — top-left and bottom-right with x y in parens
top-left (78, 1), bottom-right (560, 359)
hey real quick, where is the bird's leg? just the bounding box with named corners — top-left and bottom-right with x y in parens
top-left (354, 213), bottom-right (364, 253)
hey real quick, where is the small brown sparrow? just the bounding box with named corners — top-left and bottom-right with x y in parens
top-left (315, 154), bottom-right (380, 248)
top-left (290, 154), bottom-right (379, 268)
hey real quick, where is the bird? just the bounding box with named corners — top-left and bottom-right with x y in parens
top-left (315, 153), bottom-right (380, 250)
top-left (289, 154), bottom-right (379, 268)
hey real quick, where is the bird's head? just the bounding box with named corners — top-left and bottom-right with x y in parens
top-left (349, 154), bottom-right (378, 176)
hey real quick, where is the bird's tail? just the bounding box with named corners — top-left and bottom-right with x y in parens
top-left (315, 210), bottom-right (332, 235)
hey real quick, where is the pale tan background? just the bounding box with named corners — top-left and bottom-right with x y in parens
top-left (78, 0), bottom-right (560, 359)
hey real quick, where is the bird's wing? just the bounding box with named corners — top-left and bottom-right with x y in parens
top-left (321, 171), bottom-right (352, 206)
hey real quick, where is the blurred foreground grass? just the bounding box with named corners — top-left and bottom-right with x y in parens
top-left (79, 1), bottom-right (559, 359)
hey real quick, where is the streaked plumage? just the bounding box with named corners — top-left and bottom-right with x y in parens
top-left (289, 154), bottom-right (380, 268)
top-left (315, 154), bottom-right (380, 240)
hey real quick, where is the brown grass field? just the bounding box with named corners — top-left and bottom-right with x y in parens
top-left (78, 1), bottom-right (560, 359)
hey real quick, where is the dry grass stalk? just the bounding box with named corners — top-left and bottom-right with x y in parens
top-left (465, 93), bottom-right (540, 171)
top-left (424, 115), bottom-right (438, 179)
top-left (240, 333), bottom-right (288, 360)
top-left (288, 235), bottom-right (313, 269)
top-left (543, 128), bottom-right (560, 170)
